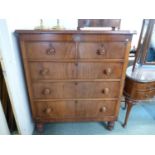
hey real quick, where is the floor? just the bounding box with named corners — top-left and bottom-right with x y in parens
top-left (34, 101), bottom-right (155, 135)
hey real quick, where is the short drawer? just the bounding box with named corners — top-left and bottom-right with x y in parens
top-left (25, 42), bottom-right (76, 59)
top-left (35, 100), bottom-right (117, 118)
top-left (29, 62), bottom-right (123, 80)
top-left (78, 42), bottom-right (126, 59)
top-left (135, 82), bottom-right (155, 91)
top-left (32, 81), bottom-right (120, 99)
top-left (133, 90), bottom-right (155, 100)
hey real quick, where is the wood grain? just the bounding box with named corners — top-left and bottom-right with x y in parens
top-left (16, 30), bottom-right (134, 131)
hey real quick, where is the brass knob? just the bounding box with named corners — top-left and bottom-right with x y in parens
top-left (103, 68), bottom-right (112, 76)
top-left (44, 107), bottom-right (52, 114)
top-left (43, 88), bottom-right (51, 95)
top-left (102, 88), bottom-right (109, 95)
top-left (40, 68), bottom-right (49, 75)
top-left (100, 106), bottom-right (107, 112)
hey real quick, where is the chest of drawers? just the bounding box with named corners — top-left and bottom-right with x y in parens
top-left (15, 30), bottom-right (133, 131)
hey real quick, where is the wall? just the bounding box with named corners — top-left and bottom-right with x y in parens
top-left (0, 101), bottom-right (10, 134)
top-left (7, 18), bottom-right (143, 48)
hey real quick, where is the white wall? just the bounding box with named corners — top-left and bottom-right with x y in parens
top-left (0, 19), bottom-right (34, 135)
top-left (7, 18), bottom-right (143, 48)
top-left (0, 101), bottom-right (10, 134)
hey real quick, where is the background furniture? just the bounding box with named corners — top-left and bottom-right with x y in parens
top-left (77, 19), bottom-right (121, 30)
top-left (16, 27), bottom-right (133, 132)
top-left (123, 19), bottom-right (155, 127)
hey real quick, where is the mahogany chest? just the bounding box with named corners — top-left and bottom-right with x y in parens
top-left (15, 30), bottom-right (133, 131)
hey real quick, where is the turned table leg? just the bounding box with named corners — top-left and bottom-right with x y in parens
top-left (36, 123), bottom-right (44, 133)
top-left (122, 99), bottom-right (135, 128)
top-left (107, 121), bottom-right (115, 130)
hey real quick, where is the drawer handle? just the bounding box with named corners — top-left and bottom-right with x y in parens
top-left (40, 68), bottom-right (49, 75)
top-left (100, 106), bottom-right (107, 112)
top-left (46, 44), bottom-right (56, 55)
top-left (97, 45), bottom-right (106, 55)
top-left (44, 107), bottom-right (53, 114)
top-left (42, 88), bottom-right (51, 95)
top-left (145, 94), bottom-right (149, 97)
top-left (103, 68), bottom-right (112, 76)
top-left (101, 88), bottom-right (109, 95)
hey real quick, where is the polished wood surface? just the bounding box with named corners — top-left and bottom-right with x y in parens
top-left (16, 30), bottom-right (133, 132)
top-left (29, 62), bottom-right (123, 80)
top-left (32, 81), bottom-right (120, 99)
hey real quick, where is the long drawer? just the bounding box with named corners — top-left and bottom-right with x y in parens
top-left (32, 81), bottom-right (120, 99)
top-left (35, 100), bottom-right (117, 118)
top-left (29, 62), bottom-right (123, 80)
top-left (25, 41), bottom-right (126, 60)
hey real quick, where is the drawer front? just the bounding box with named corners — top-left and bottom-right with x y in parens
top-left (35, 101), bottom-right (76, 118)
top-left (78, 42), bottom-right (126, 59)
top-left (26, 42), bottom-right (76, 59)
top-left (77, 62), bottom-right (123, 79)
top-left (29, 62), bottom-right (77, 80)
top-left (29, 62), bottom-right (123, 80)
top-left (32, 82), bottom-right (76, 99)
top-left (35, 100), bottom-right (117, 118)
top-left (76, 82), bottom-right (120, 98)
top-left (133, 90), bottom-right (155, 100)
top-left (76, 100), bottom-right (117, 117)
top-left (135, 82), bottom-right (155, 91)
top-left (32, 82), bottom-right (120, 99)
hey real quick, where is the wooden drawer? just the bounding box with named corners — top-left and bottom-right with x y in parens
top-left (29, 62), bottom-right (123, 80)
top-left (77, 62), bottom-right (123, 79)
top-left (25, 42), bottom-right (76, 59)
top-left (76, 82), bottom-right (120, 98)
top-left (35, 100), bottom-right (117, 118)
top-left (32, 82), bottom-right (120, 99)
top-left (78, 42), bottom-right (126, 59)
top-left (135, 82), bottom-right (155, 91)
top-left (35, 101), bottom-right (75, 118)
top-left (29, 62), bottom-right (77, 80)
top-left (133, 90), bottom-right (155, 100)
top-left (32, 82), bottom-right (76, 99)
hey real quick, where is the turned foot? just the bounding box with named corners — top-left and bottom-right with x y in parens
top-left (122, 98), bottom-right (135, 128)
top-left (107, 121), bottom-right (115, 130)
top-left (36, 123), bottom-right (44, 133)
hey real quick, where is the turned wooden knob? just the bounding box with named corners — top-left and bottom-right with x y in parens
top-left (97, 44), bottom-right (106, 55)
top-left (44, 107), bottom-right (52, 114)
top-left (40, 68), bottom-right (49, 75)
top-left (100, 106), bottom-right (107, 112)
top-left (145, 94), bottom-right (149, 97)
top-left (102, 88), bottom-right (109, 95)
top-left (103, 68), bottom-right (112, 76)
top-left (46, 47), bottom-right (56, 55)
top-left (42, 88), bottom-right (51, 95)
